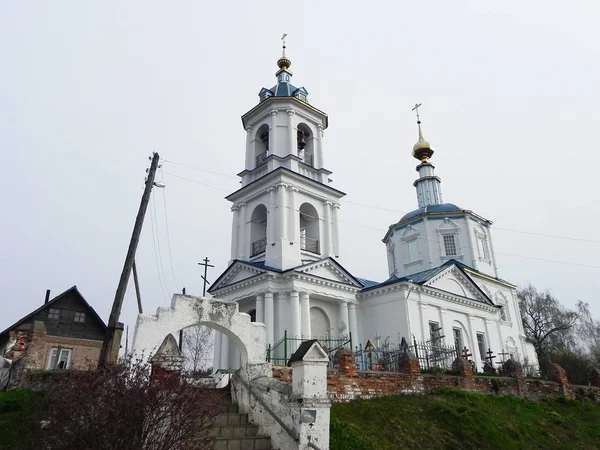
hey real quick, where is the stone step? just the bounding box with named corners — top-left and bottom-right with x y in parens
top-left (214, 412), bottom-right (249, 427)
top-left (210, 424), bottom-right (259, 438)
top-left (212, 436), bottom-right (272, 450)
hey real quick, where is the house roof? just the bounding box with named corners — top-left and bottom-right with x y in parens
top-left (0, 286), bottom-right (107, 337)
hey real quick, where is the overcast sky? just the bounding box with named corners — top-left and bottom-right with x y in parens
top-left (2, 1), bottom-right (599, 341)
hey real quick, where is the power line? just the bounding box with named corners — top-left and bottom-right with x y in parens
top-left (162, 158), bottom-right (599, 245)
top-left (159, 167), bottom-right (179, 290)
top-left (149, 193), bottom-right (170, 302)
top-left (162, 159), bottom-right (239, 179)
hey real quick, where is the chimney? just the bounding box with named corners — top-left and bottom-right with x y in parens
top-left (44, 289), bottom-right (51, 304)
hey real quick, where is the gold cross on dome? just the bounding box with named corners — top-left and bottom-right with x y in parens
top-left (412, 103), bottom-right (422, 123)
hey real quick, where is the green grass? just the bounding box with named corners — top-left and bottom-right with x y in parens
top-left (331, 388), bottom-right (600, 450)
top-left (0, 390), bottom-right (45, 450)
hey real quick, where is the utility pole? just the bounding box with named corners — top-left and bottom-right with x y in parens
top-left (132, 259), bottom-right (143, 314)
top-left (99, 152), bottom-right (161, 366)
top-left (198, 257), bottom-right (214, 296)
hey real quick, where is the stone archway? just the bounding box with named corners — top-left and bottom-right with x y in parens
top-left (132, 295), bottom-right (269, 379)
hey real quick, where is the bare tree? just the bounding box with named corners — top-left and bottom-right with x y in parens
top-left (518, 284), bottom-right (579, 365)
top-left (576, 301), bottom-right (600, 366)
top-left (182, 325), bottom-right (214, 375)
top-left (37, 357), bottom-right (225, 450)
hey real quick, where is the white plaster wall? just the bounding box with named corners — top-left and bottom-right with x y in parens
top-left (357, 289), bottom-right (410, 348)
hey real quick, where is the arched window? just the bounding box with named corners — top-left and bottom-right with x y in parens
top-left (297, 123), bottom-right (314, 167)
top-left (250, 204), bottom-right (267, 257)
top-left (254, 124), bottom-right (269, 168)
top-left (299, 203), bottom-right (320, 254)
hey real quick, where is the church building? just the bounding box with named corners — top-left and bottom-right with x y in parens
top-left (208, 43), bottom-right (537, 372)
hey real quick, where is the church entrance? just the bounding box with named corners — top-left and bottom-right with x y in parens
top-left (310, 307), bottom-right (330, 339)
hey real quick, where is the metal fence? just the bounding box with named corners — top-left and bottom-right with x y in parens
top-left (354, 337), bottom-right (458, 371)
top-left (266, 331), bottom-right (352, 366)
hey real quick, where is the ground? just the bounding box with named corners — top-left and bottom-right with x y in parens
top-left (330, 388), bottom-right (600, 450)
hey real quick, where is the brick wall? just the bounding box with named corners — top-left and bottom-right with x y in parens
top-left (271, 364), bottom-right (600, 404)
top-left (8, 322), bottom-right (102, 388)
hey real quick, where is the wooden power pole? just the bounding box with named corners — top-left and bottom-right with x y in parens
top-left (99, 152), bottom-right (161, 366)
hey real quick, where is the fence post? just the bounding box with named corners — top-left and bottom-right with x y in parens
top-left (267, 343), bottom-right (271, 362)
top-left (284, 330), bottom-right (288, 364)
top-left (349, 331), bottom-right (353, 353)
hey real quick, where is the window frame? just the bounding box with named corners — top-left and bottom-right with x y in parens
top-left (443, 234), bottom-right (458, 257)
top-left (74, 312), bottom-right (86, 323)
top-left (476, 332), bottom-right (486, 360)
top-left (452, 327), bottom-right (463, 352)
top-left (47, 347), bottom-right (72, 370)
top-left (48, 308), bottom-right (60, 320)
top-left (429, 321), bottom-right (442, 346)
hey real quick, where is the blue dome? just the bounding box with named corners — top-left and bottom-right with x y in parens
top-left (400, 203), bottom-right (462, 221)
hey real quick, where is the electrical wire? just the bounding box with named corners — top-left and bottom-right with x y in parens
top-left (162, 158), bottom-right (600, 246)
top-left (160, 167), bottom-right (600, 270)
top-left (149, 192), bottom-right (170, 302)
top-left (159, 166), bottom-right (179, 290)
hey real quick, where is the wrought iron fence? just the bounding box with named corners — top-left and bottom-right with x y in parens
top-left (354, 337), bottom-right (458, 371)
top-left (251, 237), bottom-right (267, 256)
top-left (301, 236), bottom-right (320, 254)
top-left (266, 331), bottom-right (352, 366)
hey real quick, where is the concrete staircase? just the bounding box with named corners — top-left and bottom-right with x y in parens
top-left (187, 394), bottom-right (272, 450)
top-left (210, 403), bottom-right (272, 450)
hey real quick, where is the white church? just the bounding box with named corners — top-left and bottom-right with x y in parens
top-left (208, 44), bottom-right (538, 372)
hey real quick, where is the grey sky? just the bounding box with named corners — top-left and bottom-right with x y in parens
top-left (2, 1), bottom-right (599, 339)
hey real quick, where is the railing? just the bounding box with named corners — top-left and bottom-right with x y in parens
top-left (302, 153), bottom-right (314, 167)
top-left (266, 331), bottom-right (352, 367)
top-left (255, 151), bottom-right (269, 168)
top-left (251, 237), bottom-right (267, 257)
top-left (300, 236), bottom-right (320, 254)
top-left (354, 337), bottom-right (458, 371)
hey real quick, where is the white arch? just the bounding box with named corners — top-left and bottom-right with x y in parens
top-left (132, 295), bottom-right (268, 376)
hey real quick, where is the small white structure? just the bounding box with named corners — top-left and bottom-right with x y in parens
top-left (209, 44), bottom-right (538, 372)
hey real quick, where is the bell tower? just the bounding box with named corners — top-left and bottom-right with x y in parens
top-left (227, 40), bottom-right (345, 270)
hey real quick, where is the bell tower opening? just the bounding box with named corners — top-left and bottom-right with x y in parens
top-left (299, 203), bottom-right (320, 254)
top-left (297, 123), bottom-right (314, 167)
top-left (254, 124), bottom-right (269, 168)
top-left (250, 204), bottom-right (268, 257)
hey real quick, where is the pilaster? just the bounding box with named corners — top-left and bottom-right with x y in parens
top-left (287, 109), bottom-right (295, 156)
top-left (265, 292), bottom-right (274, 346)
top-left (300, 292), bottom-right (311, 338)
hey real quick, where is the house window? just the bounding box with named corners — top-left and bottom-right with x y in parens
top-left (429, 322), bottom-right (442, 346)
top-left (443, 235), bottom-right (457, 256)
top-left (48, 309), bottom-right (60, 320)
top-left (453, 328), bottom-right (463, 352)
top-left (477, 236), bottom-right (490, 260)
top-left (477, 333), bottom-right (486, 360)
top-left (407, 240), bottom-right (419, 263)
top-left (47, 347), bottom-right (72, 370)
top-left (74, 312), bottom-right (86, 323)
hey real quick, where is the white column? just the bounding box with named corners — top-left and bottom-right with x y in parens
top-left (213, 330), bottom-right (222, 372)
top-left (277, 183), bottom-right (287, 242)
top-left (270, 110), bottom-right (278, 155)
top-left (300, 292), bottom-right (311, 338)
top-left (288, 187), bottom-right (298, 244)
top-left (245, 126), bottom-right (253, 170)
top-left (267, 188), bottom-right (276, 245)
top-left (220, 333), bottom-right (230, 370)
top-left (339, 301), bottom-right (350, 338)
top-left (276, 292), bottom-right (286, 343)
top-left (287, 109), bottom-right (295, 155)
top-left (348, 304), bottom-right (358, 349)
top-left (256, 294), bottom-right (265, 324)
top-left (265, 291), bottom-right (274, 346)
top-left (236, 203), bottom-right (247, 259)
top-left (230, 205), bottom-right (239, 261)
top-left (331, 203), bottom-right (340, 257)
top-left (290, 291), bottom-right (301, 337)
top-left (323, 201), bottom-right (332, 256)
top-left (316, 124), bottom-right (324, 168)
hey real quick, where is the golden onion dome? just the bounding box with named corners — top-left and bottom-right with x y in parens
top-left (412, 122), bottom-right (434, 163)
top-left (277, 55), bottom-right (291, 70)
